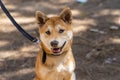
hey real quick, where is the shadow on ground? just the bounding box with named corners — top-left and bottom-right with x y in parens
top-left (0, 0), bottom-right (120, 80)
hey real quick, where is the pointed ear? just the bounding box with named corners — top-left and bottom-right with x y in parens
top-left (60, 7), bottom-right (72, 24)
top-left (36, 11), bottom-right (48, 26)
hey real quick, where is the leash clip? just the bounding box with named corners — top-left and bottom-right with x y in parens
top-left (33, 38), bottom-right (41, 49)
top-left (33, 38), bottom-right (40, 44)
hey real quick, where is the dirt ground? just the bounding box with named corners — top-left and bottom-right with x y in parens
top-left (0, 0), bottom-right (120, 80)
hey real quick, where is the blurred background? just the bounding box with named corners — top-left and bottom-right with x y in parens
top-left (0, 0), bottom-right (120, 80)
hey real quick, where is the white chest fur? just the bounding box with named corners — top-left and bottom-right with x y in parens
top-left (56, 61), bottom-right (74, 73)
top-left (39, 61), bottom-right (75, 80)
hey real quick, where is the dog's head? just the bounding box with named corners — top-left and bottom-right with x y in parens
top-left (36, 7), bottom-right (73, 56)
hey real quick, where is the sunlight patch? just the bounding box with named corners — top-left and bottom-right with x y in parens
top-left (112, 38), bottom-right (120, 44)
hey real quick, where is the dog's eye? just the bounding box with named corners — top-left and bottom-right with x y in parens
top-left (46, 31), bottom-right (51, 35)
top-left (59, 29), bottom-right (65, 33)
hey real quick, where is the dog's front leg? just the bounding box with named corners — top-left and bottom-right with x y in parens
top-left (71, 72), bottom-right (76, 80)
top-left (64, 72), bottom-right (76, 80)
top-left (70, 73), bottom-right (76, 80)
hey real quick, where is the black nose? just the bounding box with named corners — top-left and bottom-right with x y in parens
top-left (50, 40), bottom-right (58, 47)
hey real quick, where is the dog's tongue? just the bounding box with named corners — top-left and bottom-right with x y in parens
top-left (52, 48), bottom-right (61, 53)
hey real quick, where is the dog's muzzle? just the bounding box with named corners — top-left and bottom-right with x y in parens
top-left (51, 41), bottom-right (66, 56)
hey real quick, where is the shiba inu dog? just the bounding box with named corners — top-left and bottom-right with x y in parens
top-left (35, 7), bottom-right (76, 80)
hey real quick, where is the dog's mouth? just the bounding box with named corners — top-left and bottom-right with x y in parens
top-left (51, 41), bottom-right (66, 55)
top-left (52, 48), bottom-right (61, 53)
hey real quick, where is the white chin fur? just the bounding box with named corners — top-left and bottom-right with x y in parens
top-left (52, 53), bottom-right (62, 56)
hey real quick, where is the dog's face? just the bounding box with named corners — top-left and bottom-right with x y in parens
top-left (36, 8), bottom-right (73, 56)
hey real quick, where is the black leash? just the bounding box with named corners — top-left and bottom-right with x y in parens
top-left (0, 0), bottom-right (39, 43)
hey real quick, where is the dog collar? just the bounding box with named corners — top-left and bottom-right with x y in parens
top-left (42, 50), bottom-right (46, 64)
top-left (42, 50), bottom-right (61, 64)
top-left (42, 50), bottom-right (68, 64)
